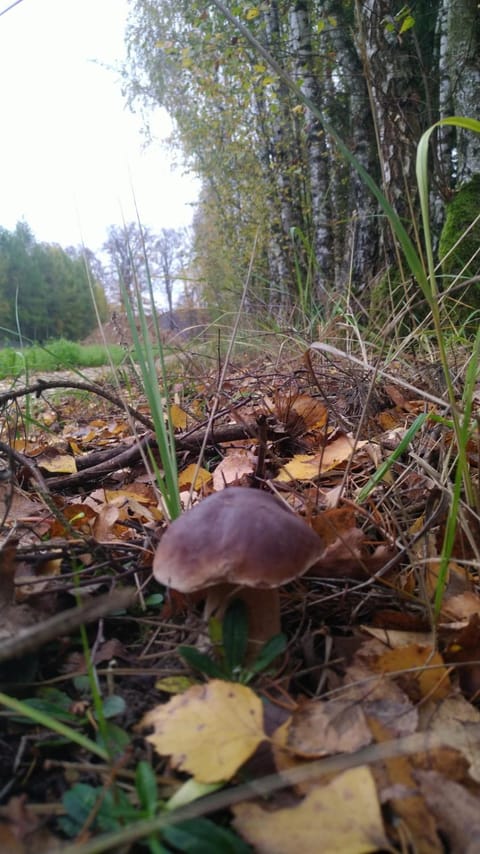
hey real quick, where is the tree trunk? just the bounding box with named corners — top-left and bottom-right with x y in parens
top-left (445, 0), bottom-right (480, 182)
top-left (288, 0), bottom-right (333, 300)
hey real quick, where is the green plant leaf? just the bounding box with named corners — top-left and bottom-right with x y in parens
top-left (399, 14), bottom-right (415, 33)
top-left (166, 779), bottom-right (221, 812)
top-left (60, 783), bottom-right (98, 837)
top-left (136, 761), bottom-right (159, 817)
top-left (179, 646), bottom-right (226, 679)
top-left (60, 783), bottom-right (133, 836)
top-left (9, 697), bottom-right (80, 726)
top-left (95, 721), bottom-right (131, 757)
top-left (146, 593), bottom-right (165, 608)
top-left (99, 695), bottom-right (126, 719)
top-left (248, 633), bottom-right (287, 675)
top-left (162, 817), bottom-right (252, 853)
top-left (223, 599), bottom-right (249, 673)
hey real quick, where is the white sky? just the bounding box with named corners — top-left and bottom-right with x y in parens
top-left (0, 0), bottom-right (199, 254)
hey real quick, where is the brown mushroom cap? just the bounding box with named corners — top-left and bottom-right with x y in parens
top-left (153, 487), bottom-right (324, 592)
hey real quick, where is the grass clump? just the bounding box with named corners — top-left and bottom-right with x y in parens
top-left (0, 339), bottom-right (125, 380)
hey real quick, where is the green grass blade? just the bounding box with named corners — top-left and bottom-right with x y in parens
top-left (0, 692), bottom-right (109, 761)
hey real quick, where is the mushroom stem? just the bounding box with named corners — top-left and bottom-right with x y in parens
top-left (204, 583), bottom-right (281, 662)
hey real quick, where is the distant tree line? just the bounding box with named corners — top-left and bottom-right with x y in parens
top-left (124, 0), bottom-right (480, 322)
top-left (102, 223), bottom-right (189, 325)
top-left (0, 222), bottom-right (108, 345)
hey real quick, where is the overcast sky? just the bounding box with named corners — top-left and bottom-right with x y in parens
top-left (0, 0), bottom-right (199, 253)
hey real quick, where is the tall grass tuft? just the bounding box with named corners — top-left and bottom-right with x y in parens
top-left (117, 225), bottom-right (182, 522)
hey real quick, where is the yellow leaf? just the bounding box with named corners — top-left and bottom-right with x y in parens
top-left (253, 63), bottom-right (266, 73)
top-left (245, 7), bottom-right (260, 20)
top-left (141, 680), bottom-right (265, 783)
top-left (276, 436), bottom-right (366, 482)
top-left (38, 453), bottom-right (77, 474)
top-left (155, 675), bottom-right (197, 694)
top-left (178, 464), bottom-right (212, 491)
top-left (169, 403), bottom-right (188, 430)
top-left (232, 766), bottom-right (388, 853)
top-left (375, 644), bottom-right (451, 701)
top-left (276, 453), bottom-right (320, 482)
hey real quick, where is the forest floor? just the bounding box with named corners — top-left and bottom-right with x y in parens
top-left (1, 340), bottom-right (480, 853)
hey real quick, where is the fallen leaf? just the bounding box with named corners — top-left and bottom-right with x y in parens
top-left (441, 590), bottom-right (480, 622)
top-left (307, 525), bottom-right (367, 579)
top-left (49, 503), bottom-right (97, 538)
top-left (420, 694), bottom-right (480, 782)
top-left (37, 450), bottom-right (77, 474)
top-left (275, 392), bottom-right (328, 434)
top-left (444, 613), bottom-right (480, 700)
top-left (369, 717), bottom-right (443, 853)
top-left (232, 766), bottom-right (388, 854)
top-left (212, 452), bottom-right (255, 489)
top-left (141, 680), bottom-right (266, 783)
top-left (276, 435), bottom-right (367, 482)
top-left (311, 507), bottom-right (357, 545)
top-left (169, 403), bottom-right (188, 430)
top-left (417, 770), bottom-right (480, 852)
top-left (362, 627), bottom-right (434, 649)
top-left (178, 463), bottom-right (212, 491)
top-left (285, 699), bottom-right (372, 757)
top-left (374, 644), bottom-right (451, 702)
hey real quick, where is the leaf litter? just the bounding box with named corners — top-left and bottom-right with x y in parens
top-left (1, 349), bottom-right (480, 852)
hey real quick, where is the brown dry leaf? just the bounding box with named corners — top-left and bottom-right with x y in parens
top-left (141, 680), bottom-right (265, 783)
top-left (276, 435), bottom-right (367, 482)
top-left (0, 796), bottom-right (61, 852)
top-left (369, 718), bottom-right (443, 853)
top-left (425, 559), bottom-right (472, 601)
top-left (232, 766), bottom-right (389, 854)
top-left (285, 699), bottom-right (372, 758)
top-left (15, 557), bottom-right (62, 601)
top-left (311, 507), bottom-right (357, 545)
top-left (362, 626), bottom-right (434, 649)
top-left (212, 452), bottom-right (256, 490)
top-left (374, 644), bottom-right (451, 702)
top-left (417, 770), bottom-right (480, 852)
top-left (178, 463), bottom-right (212, 491)
top-left (282, 393), bottom-right (328, 431)
top-left (419, 694), bottom-right (480, 782)
top-left (0, 538), bottom-right (18, 607)
top-left (0, 485), bottom-right (48, 526)
top-left (271, 718), bottom-right (332, 797)
top-left (92, 504), bottom-right (122, 542)
top-left (444, 613), bottom-right (480, 700)
top-left (377, 410), bottom-right (403, 430)
top-left (0, 824), bottom-right (23, 853)
top-left (307, 525), bottom-right (367, 579)
top-left (383, 384), bottom-right (417, 411)
top-left (49, 503), bottom-right (97, 537)
top-left (441, 591), bottom-right (480, 622)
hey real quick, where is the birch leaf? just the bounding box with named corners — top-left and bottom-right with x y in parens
top-left (141, 680), bottom-right (265, 783)
top-left (232, 767), bottom-right (388, 853)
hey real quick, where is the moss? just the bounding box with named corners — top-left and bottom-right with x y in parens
top-left (438, 174), bottom-right (480, 330)
top-left (439, 175), bottom-right (480, 277)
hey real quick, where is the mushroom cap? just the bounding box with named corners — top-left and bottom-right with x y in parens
top-left (153, 487), bottom-right (324, 592)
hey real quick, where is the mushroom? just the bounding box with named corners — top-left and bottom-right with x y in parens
top-left (153, 487), bottom-right (324, 658)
